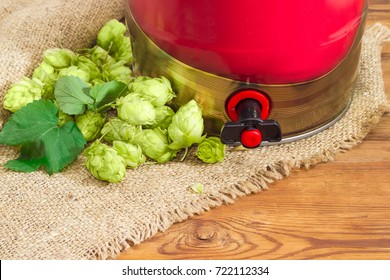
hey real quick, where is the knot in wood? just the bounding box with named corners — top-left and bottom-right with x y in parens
top-left (196, 225), bottom-right (215, 240)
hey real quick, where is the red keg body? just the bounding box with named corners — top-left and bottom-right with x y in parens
top-left (126, 0), bottom-right (367, 147)
top-left (127, 0), bottom-right (366, 84)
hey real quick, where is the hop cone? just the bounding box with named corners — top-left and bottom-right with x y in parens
top-left (130, 76), bottom-right (175, 107)
top-left (77, 56), bottom-right (102, 81)
top-left (76, 111), bottom-right (106, 142)
top-left (84, 141), bottom-right (126, 183)
top-left (116, 94), bottom-right (156, 126)
top-left (196, 137), bottom-right (225, 163)
top-left (133, 128), bottom-right (177, 163)
top-left (3, 77), bottom-right (44, 112)
top-left (113, 141), bottom-right (146, 168)
top-left (87, 46), bottom-right (115, 68)
top-left (168, 100), bottom-right (205, 150)
top-left (144, 105), bottom-right (175, 130)
top-left (32, 62), bottom-right (57, 99)
top-left (102, 60), bottom-right (132, 84)
top-left (100, 117), bottom-right (141, 143)
top-left (58, 66), bottom-right (90, 83)
top-left (97, 19), bottom-right (132, 65)
top-left (43, 48), bottom-right (78, 69)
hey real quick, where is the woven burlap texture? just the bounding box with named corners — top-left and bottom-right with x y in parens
top-left (0, 1), bottom-right (389, 259)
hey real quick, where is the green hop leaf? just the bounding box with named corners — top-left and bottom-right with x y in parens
top-left (195, 137), bottom-right (225, 164)
top-left (113, 141), bottom-right (146, 168)
top-left (3, 77), bottom-right (44, 113)
top-left (168, 99), bottom-right (205, 150)
top-left (54, 76), bottom-right (94, 115)
top-left (75, 111), bottom-right (107, 142)
top-left (130, 76), bottom-right (175, 107)
top-left (84, 141), bottom-right (126, 183)
top-left (3, 144), bottom-right (45, 173)
top-left (133, 128), bottom-right (177, 163)
top-left (0, 100), bottom-right (86, 174)
top-left (116, 94), bottom-right (156, 125)
top-left (89, 80), bottom-right (128, 111)
top-left (100, 117), bottom-right (141, 142)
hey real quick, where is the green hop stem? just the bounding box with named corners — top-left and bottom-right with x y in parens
top-left (180, 147), bottom-right (189, 162)
top-left (98, 126), bottom-right (111, 142)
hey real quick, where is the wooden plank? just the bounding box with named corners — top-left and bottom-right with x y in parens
top-left (117, 0), bottom-right (390, 260)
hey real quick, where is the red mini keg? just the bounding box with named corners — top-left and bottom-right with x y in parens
top-left (125, 0), bottom-right (367, 148)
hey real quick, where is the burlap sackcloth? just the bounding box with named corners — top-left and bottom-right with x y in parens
top-left (0, 0), bottom-right (389, 260)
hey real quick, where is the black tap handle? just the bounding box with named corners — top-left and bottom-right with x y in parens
top-left (220, 121), bottom-right (246, 145)
top-left (221, 120), bottom-right (282, 146)
top-left (221, 98), bottom-right (282, 147)
top-left (260, 120), bottom-right (282, 142)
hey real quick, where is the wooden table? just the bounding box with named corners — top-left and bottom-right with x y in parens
top-left (117, 0), bottom-right (390, 260)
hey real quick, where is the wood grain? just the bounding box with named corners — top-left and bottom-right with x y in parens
top-left (116, 0), bottom-right (390, 260)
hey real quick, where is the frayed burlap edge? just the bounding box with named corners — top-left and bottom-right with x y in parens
top-left (85, 24), bottom-right (390, 260)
